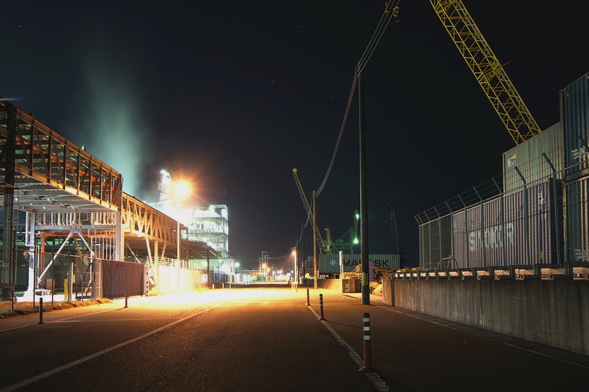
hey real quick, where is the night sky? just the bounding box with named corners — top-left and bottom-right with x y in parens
top-left (3, 1), bottom-right (589, 269)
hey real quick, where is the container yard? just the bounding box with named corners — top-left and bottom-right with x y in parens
top-left (414, 72), bottom-right (589, 279)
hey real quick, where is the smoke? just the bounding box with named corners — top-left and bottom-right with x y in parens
top-left (76, 61), bottom-right (152, 199)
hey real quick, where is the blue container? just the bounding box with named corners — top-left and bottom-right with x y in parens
top-left (561, 72), bottom-right (589, 179)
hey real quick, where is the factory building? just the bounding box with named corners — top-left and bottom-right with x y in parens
top-left (151, 170), bottom-right (229, 259)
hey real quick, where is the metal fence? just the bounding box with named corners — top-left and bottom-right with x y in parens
top-left (417, 175), bottom-right (566, 270)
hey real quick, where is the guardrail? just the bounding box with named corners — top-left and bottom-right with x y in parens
top-left (394, 265), bottom-right (589, 281)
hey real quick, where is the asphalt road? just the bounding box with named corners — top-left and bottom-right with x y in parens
top-left (1, 288), bottom-right (588, 391)
top-left (0, 289), bottom-right (377, 392)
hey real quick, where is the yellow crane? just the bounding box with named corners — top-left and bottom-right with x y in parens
top-left (430, 0), bottom-right (542, 145)
top-left (292, 168), bottom-right (332, 254)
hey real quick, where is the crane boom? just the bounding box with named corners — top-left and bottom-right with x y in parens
top-left (292, 168), bottom-right (329, 253)
top-left (430, 0), bottom-right (541, 145)
top-left (390, 201), bottom-right (400, 255)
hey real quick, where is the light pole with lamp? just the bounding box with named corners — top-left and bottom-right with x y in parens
top-left (175, 180), bottom-right (190, 293)
top-left (291, 247), bottom-right (298, 290)
top-left (260, 251), bottom-right (268, 282)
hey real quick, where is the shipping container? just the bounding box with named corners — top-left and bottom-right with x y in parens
top-left (416, 72), bottom-right (586, 271)
top-left (561, 72), bottom-right (589, 178)
top-left (502, 122), bottom-right (564, 194)
top-left (420, 180), bottom-right (562, 269)
top-left (318, 253), bottom-right (400, 274)
top-left (561, 73), bottom-right (589, 263)
top-left (565, 178), bottom-right (589, 262)
top-left (452, 198), bottom-right (506, 269)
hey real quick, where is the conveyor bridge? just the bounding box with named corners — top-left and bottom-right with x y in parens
top-left (0, 101), bottom-right (220, 296)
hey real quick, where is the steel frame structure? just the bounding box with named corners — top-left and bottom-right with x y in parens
top-left (0, 101), bottom-right (220, 294)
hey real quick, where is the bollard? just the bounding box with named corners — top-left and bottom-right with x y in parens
top-left (359, 312), bottom-right (373, 372)
top-left (306, 288), bottom-right (310, 306)
top-left (38, 297), bottom-right (44, 325)
top-left (319, 294), bottom-right (325, 320)
top-left (125, 290), bottom-right (128, 308)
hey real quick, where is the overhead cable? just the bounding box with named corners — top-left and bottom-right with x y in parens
top-left (315, 1), bottom-right (400, 198)
top-left (315, 73), bottom-right (358, 197)
top-left (357, 0), bottom-right (401, 75)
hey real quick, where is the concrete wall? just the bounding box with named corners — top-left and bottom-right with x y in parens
top-left (316, 278), bottom-right (342, 291)
top-left (383, 278), bottom-right (589, 355)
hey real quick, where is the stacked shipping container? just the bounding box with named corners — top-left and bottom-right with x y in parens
top-left (417, 70), bottom-right (589, 270)
top-left (562, 72), bottom-right (589, 263)
top-left (419, 181), bottom-right (560, 269)
top-left (502, 123), bottom-right (564, 194)
top-left (562, 73), bottom-right (589, 178)
top-left (318, 253), bottom-right (400, 275)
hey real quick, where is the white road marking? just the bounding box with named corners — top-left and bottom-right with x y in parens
top-left (307, 305), bottom-right (390, 391)
top-left (0, 307), bottom-right (213, 392)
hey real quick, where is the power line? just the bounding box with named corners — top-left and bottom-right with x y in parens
top-left (357, 1), bottom-right (401, 75)
top-left (315, 1), bottom-right (401, 198)
top-left (316, 73), bottom-right (357, 197)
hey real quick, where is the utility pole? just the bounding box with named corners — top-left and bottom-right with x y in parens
top-left (358, 68), bottom-right (370, 305)
top-left (261, 251), bottom-right (268, 282)
top-left (313, 191), bottom-right (318, 289)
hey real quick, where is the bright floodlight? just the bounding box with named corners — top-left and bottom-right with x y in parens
top-left (175, 181), bottom-right (191, 198)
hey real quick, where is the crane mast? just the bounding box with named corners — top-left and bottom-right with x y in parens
top-left (430, 0), bottom-right (541, 145)
top-left (390, 201), bottom-right (400, 256)
top-left (292, 168), bottom-right (330, 254)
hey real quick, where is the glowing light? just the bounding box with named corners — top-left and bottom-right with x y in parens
top-left (140, 289), bottom-right (298, 309)
top-left (175, 179), bottom-right (191, 265)
top-left (175, 181), bottom-right (191, 199)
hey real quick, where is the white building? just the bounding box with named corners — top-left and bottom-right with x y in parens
top-left (185, 205), bottom-right (229, 258)
top-left (150, 170), bottom-right (229, 258)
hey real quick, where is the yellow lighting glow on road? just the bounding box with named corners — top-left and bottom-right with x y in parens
top-left (135, 288), bottom-right (299, 310)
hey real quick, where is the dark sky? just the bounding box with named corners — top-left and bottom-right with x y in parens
top-left (2, 1), bottom-right (589, 269)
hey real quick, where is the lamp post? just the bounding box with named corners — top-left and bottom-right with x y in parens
top-left (291, 247), bottom-right (298, 284)
top-left (175, 181), bottom-right (191, 261)
top-left (261, 251), bottom-right (268, 282)
top-left (174, 180), bottom-right (190, 294)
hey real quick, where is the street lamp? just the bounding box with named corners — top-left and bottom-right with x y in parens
top-left (291, 247), bottom-right (298, 285)
top-left (175, 180), bottom-right (191, 262)
top-left (174, 180), bottom-right (190, 294)
top-left (260, 251), bottom-right (268, 282)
